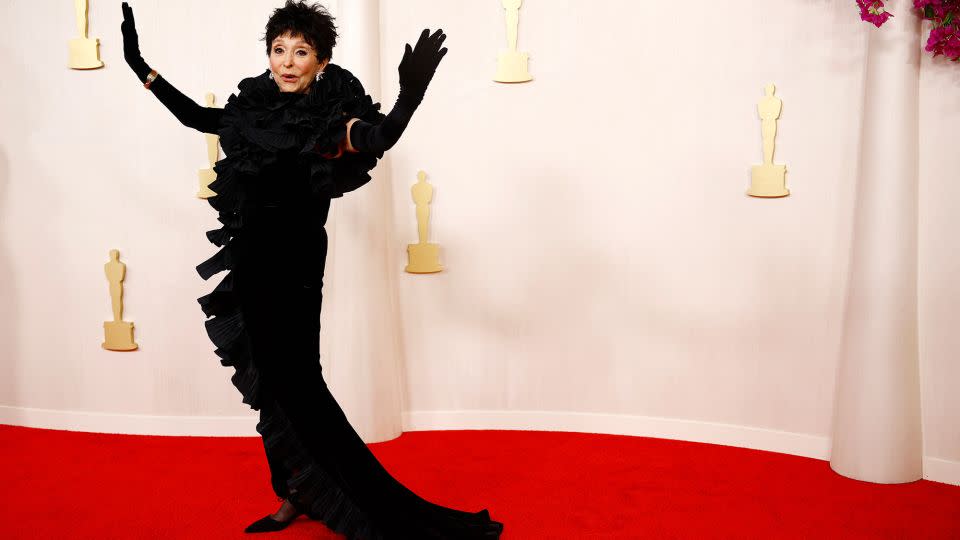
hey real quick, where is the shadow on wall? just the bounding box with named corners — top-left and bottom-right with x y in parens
top-left (432, 164), bottom-right (621, 407)
top-left (0, 146), bottom-right (18, 411)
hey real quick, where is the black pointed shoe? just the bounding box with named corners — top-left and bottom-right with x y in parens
top-left (243, 510), bottom-right (303, 533)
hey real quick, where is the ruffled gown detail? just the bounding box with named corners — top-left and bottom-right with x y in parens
top-left (194, 65), bottom-right (503, 539)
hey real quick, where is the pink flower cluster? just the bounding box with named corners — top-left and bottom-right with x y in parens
top-left (857, 0), bottom-right (894, 27)
top-left (914, 0), bottom-right (960, 60)
top-left (856, 0), bottom-right (960, 61)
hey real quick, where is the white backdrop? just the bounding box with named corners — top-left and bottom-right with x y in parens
top-left (0, 0), bottom-right (956, 485)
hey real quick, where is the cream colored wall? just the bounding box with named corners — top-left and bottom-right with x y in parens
top-left (0, 0), bottom-right (285, 417)
top-left (0, 0), bottom-right (955, 470)
top-left (381, 0), bottom-right (959, 465)
top-left (386, 0), bottom-right (860, 431)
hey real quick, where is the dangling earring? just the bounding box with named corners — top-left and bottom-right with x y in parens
top-left (316, 71), bottom-right (324, 81)
top-left (268, 71), bottom-right (274, 80)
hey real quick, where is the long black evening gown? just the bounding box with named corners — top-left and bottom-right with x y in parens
top-left (153, 65), bottom-right (503, 539)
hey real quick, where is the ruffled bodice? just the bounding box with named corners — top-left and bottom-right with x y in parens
top-left (209, 63), bottom-right (385, 213)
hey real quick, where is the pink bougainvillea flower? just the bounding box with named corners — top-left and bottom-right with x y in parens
top-left (858, 0), bottom-right (895, 27)
top-left (866, 0), bottom-right (960, 62)
top-left (925, 25), bottom-right (955, 55)
top-left (944, 35), bottom-right (960, 59)
top-left (914, 0), bottom-right (949, 19)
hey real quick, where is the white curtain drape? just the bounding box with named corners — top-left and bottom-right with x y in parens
top-left (830, 0), bottom-right (923, 484)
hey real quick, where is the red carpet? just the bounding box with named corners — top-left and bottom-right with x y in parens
top-left (1, 424), bottom-right (957, 538)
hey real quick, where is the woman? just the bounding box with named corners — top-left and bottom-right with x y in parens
top-left (120, 2), bottom-right (504, 538)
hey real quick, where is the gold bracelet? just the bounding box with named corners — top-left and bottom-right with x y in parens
top-left (144, 70), bottom-right (159, 89)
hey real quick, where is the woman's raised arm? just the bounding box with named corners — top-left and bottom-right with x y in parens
top-left (346, 28), bottom-right (448, 154)
top-left (121, 2), bottom-right (222, 134)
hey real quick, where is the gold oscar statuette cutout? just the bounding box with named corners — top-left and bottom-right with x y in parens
top-left (68, 0), bottom-right (104, 69)
top-left (748, 83), bottom-right (789, 198)
top-left (405, 170), bottom-right (443, 274)
top-left (102, 249), bottom-right (138, 351)
top-left (197, 93), bottom-right (219, 199)
top-left (494, 0), bottom-right (533, 83)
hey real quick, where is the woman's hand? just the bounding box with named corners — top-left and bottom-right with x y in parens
top-left (121, 2), bottom-right (151, 82)
top-left (397, 28), bottom-right (448, 104)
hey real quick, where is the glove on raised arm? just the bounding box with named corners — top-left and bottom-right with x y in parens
top-left (349, 28), bottom-right (448, 153)
top-left (121, 2), bottom-right (221, 134)
top-left (121, 2), bottom-right (151, 82)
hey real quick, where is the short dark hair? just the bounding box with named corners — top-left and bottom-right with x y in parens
top-left (263, 1), bottom-right (338, 60)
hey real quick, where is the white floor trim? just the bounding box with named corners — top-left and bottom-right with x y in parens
top-left (923, 457), bottom-right (960, 487)
top-left (2, 405), bottom-right (957, 487)
top-left (402, 409), bottom-right (832, 460)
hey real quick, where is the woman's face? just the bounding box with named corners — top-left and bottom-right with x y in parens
top-left (269, 32), bottom-right (328, 94)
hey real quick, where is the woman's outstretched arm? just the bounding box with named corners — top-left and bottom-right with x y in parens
top-left (121, 2), bottom-right (221, 134)
top-left (346, 28), bottom-right (448, 154)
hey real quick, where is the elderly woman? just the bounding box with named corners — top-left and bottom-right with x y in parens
top-left (120, 1), bottom-right (503, 538)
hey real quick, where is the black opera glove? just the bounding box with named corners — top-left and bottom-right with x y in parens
top-left (121, 2), bottom-right (152, 82)
top-left (397, 28), bottom-right (449, 105)
top-left (348, 28), bottom-right (448, 154)
top-left (120, 1), bottom-right (221, 133)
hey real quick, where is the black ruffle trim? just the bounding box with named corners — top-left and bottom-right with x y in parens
top-left (209, 63), bottom-right (386, 214)
top-left (257, 401), bottom-right (388, 540)
top-left (257, 398), bottom-right (504, 539)
top-left (196, 271), bottom-right (262, 410)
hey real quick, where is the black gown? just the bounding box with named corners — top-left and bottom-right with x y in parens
top-left (171, 64), bottom-right (504, 539)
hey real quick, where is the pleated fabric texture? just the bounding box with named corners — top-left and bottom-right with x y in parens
top-left (257, 399), bottom-right (389, 539)
top-left (193, 66), bottom-right (504, 539)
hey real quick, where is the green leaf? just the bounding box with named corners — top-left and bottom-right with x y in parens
top-left (925, 5), bottom-right (935, 18)
top-left (945, 12), bottom-right (954, 26)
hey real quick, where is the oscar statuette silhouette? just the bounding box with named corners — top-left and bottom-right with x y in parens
top-left (748, 83), bottom-right (789, 198)
top-left (68, 0), bottom-right (104, 69)
top-left (494, 0), bottom-right (533, 83)
top-left (405, 171), bottom-right (443, 273)
top-left (102, 249), bottom-right (138, 351)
